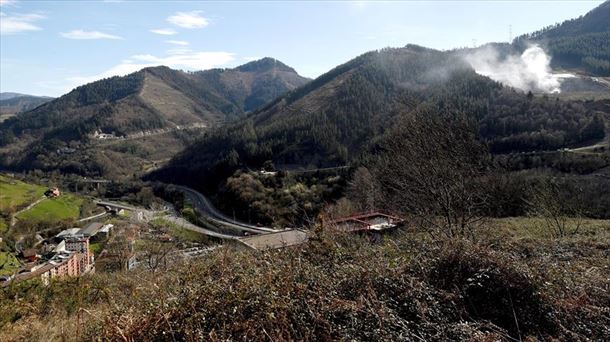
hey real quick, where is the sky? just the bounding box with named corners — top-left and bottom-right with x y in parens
top-left (0, 0), bottom-right (604, 97)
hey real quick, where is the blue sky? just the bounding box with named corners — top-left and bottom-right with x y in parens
top-left (0, 0), bottom-right (604, 97)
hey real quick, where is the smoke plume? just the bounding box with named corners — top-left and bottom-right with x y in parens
top-left (465, 44), bottom-right (573, 93)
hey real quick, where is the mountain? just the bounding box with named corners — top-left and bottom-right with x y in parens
top-left (0, 59), bottom-right (309, 178)
top-left (195, 58), bottom-right (311, 112)
top-left (0, 92), bottom-right (27, 101)
top-left (514, 0), bottom-right (610, 75)
top-left (0, 94), bottom-right (53, 122)
top-left (152, 45), bottom-right (605, 191)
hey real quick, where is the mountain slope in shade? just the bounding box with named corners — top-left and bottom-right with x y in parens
top-left (0, 59), bottom-right (309, 178)
top-left (0, 93), bottom-right (28, 101)
top-left (152, 44), bottom-right (605, 192)
top-left (150, 46), bottom-right (480, 187)
top-left (0, 94), bottom-right (54, 122)
top-left (0, 95), bottom-right (53, 111)
top-left (195, 57), bottom-right (311, 112)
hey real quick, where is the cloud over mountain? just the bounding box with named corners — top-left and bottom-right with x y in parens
top-left (167, 11), bottom-right (209, 29)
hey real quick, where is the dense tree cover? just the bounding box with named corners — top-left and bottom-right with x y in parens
top-left (0, 60), bottom-right (308, 175)
top-left (0, 95), bottom-right (53, 115)
top-left (480, 95), bottom-right (606, 153)
top-left (497, 149), bottom-right (610, 175)
top-left (215, 169), bottom-right (347, 227)
top-left (195, 57), bottom-right (310, 113)
top-left (0, 72), bottom-right (146, 146)
top-left (514, 1), bottom-right (610, 75)
top-left (153, 46), bottom-right (605, 195)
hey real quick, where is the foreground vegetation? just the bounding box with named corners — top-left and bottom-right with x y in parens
top-left (0, 217), bottom-right (608, 341)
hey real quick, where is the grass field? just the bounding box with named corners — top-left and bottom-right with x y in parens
top-left (89, 242), bottom-right (105, 256)
top-left (0, 218), bottom-right (7, 235)
top-left (16, 194), bottom-right (84, 223)
top-left (0, 252), bottom-right (20, 277)
top-left (0, 175), bottom-right (46, 211)
top-left (150, 217), bottom-right (210, 243)
top-left (487, 216), bottom-right (610, 239)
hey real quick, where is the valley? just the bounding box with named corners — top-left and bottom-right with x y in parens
top-left (0, 1), bottom-right (609, 341)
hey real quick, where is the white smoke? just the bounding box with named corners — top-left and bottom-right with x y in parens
top-left (465, 44), bottom-right (574, 93)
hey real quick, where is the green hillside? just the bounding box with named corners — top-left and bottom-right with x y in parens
top-left (0, 59), bottom-right (309, 178)
top-left (152, 46), bottom-right (606, 187)
top-left (16, 193), bottom-right (83, 223)
top-left (0, 95), bottom-right (53, 117)
top-left (0, 175), bottom-right (46, 211)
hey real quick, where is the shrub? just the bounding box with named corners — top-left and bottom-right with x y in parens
top-left (427, 242), bottom-right (557, 339)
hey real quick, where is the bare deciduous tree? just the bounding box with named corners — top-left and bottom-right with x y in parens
top-left (373, 109), bottom-right (490, 238)
top-left (141, 240), bottom-right (173, 273)
top-left (347, 167), bottom-right (381, 212)
top-left (526, 178), bottom-right (584, 238)
top-left (105, 235), bottom-right (133, 272)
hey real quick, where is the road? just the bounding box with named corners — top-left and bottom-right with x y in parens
top-left (162, 215), bottom-right (238, 240)
top-left (77, 211), bottom-right (109, 222)
top-left (10, 196), bottom-right (46, 227)
top-left (92, 186), bottom-right (281, 240)
top-left (174, 185), bottom-right (280, 234)
top-left (93, 200), bottom-right (138, 211)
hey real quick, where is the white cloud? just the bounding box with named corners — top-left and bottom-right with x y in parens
top-left (167, 11), bottom-right (209, 29)
top-left (67, 62), bottom-right (151, 86)
top-left (243, 56), bottom-right (262, 62)
top-left (0, 0), bottom-right (18, 7)
top-left (65, 51), bottom-right (234, 91)
top-left (0, 13), bottom-right (44, 35)
top-left (166, 48), bottom-right (192, 55)
top-left (347, 1), bottom-right (370, 13)
top-left (150, 28), bottom-right (177, 35)
top-left (131, 51), bottom-right (234, 69)
top-left (165, 40), bottom-right (189, 46)
top-left (60, 29), bottom-right (123, 40)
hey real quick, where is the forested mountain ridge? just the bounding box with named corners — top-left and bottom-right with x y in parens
top-left (195, 57), bottom-right (311, 112)
top-left (0, 59), bottom-right (308, 146)
top-left (514, 0), bottom-right (610, 75)
top-left (0, 94), bottom-right (54, 120)
top-left (151, 45), bottom-right (606, 191)
top-left (0, 59), bottom-right (309, 177)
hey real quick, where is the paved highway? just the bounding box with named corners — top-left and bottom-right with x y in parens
top-left (93, 187), bottom-right (280, 240)
top-left (174, 185), bottom-right (280, 234)
top-left (162, 215), bottom-right (238, 240)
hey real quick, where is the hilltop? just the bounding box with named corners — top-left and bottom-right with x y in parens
top-left (0, 59), bottom-right (309, 178)
top-left (0, 93), bottom-right (53, 123)
top-left (152, 45), bottom-right (606, 187)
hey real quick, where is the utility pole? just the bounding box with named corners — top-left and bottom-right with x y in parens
top-left (509, 24), bottom-right (513, 43)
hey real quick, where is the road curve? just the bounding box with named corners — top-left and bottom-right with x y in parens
top-left (163, 215), bottom-right (239, 240)
top-left (174, 185), bottom-right (280, 233)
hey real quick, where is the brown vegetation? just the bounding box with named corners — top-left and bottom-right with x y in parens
top-left (1, 219), bottom-right (609, 341)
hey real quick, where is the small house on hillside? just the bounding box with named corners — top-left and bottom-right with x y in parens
top-left (45, 187), bottom-right (60, 198)
top-left (21, 248), bottom-right (40, 262)
top-left (328, 212), bottom-right (404, 233)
